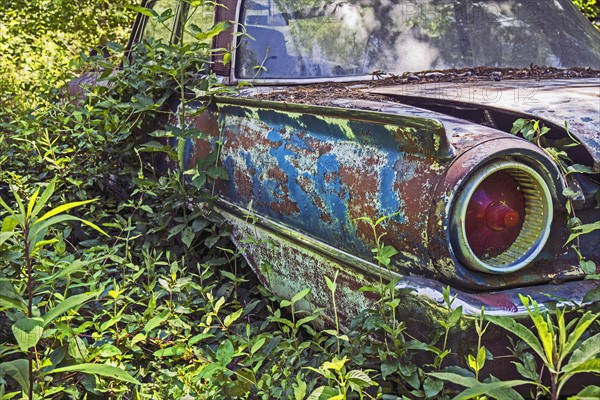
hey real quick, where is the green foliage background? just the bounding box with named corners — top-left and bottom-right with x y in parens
top-left (0, 0), bottom-right (135, 107)
top-left (573, 0), bottom-right (600, 26)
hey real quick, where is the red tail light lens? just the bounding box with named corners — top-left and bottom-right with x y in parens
top-left (451, 161), bottom-right (553, 274)
top-left (465, 171), bottom-right (525, 259)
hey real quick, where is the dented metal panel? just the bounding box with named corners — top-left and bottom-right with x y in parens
top-left (184, 99), bottom-right (455, 277)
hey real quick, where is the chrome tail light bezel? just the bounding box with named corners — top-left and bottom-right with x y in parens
top-left (450, 161), bottom-right (554, 274)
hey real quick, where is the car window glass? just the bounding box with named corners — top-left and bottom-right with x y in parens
top-left (143, 0), bottom-right (180, 43)
top-left (236, 0), bottom-right (600, 80)
top-left (182, 3), bottom-right (215, 44)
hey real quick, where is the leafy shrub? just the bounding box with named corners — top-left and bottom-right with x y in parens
top-left (573, 0), bottom-right (600, 27)
top-left (0, 0), bottom-right (134, 110)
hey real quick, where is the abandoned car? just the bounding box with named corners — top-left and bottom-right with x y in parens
top-left (109, 0), bottom-right (600, 324)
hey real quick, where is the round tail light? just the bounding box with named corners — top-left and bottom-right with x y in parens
top-left (451, 161), bottom-right (553, 274)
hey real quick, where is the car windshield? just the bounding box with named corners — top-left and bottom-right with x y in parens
top-left (236, 0), bottom-right (600, 79)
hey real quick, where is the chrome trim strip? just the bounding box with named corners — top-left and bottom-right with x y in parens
top-left (212, 198), bottom-right (594, 317)
top-left (213, 197), bottom-right (401, 282)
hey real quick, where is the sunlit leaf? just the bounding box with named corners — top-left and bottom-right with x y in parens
top-left (36, 199), bottom-right (97, 223)
top-left (43, 292), bottom-right (98, 327)
top-left (291, 288), bottom-right (311, 304)
top-left (26, 186), bottom-right (40, 219)
top-left (223, 308), bottom-right (243, 328)
top-left (47, 363), bottom-right (140, 385)
top-left (12, 317), bottom-right (44, 351)
top-left (144, 310), bottom-right (169, 333)
top-left (561, 311), bottom-right (598, 364)
top-left (569, 333), bottom-right (600, 365)
top-left (451, 380), bottom-right (533, 400)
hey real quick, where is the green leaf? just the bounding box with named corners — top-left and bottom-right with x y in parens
top-left (143, 310), bottom-right (169, 333)
top-left (216, 339), bottom-right (234, 364)
top-left (561, 311), bottom-right (598, 364)
top-left (153, 345), bottom-right (185, 358)
top-left (0, 359), bottom-right (29, 393)
top-left (380, 245), bottom-right (399, 259)
top-left (213, 296), bottom-right (225, 314)
top-left (194, 20), bottom-right (231, 41)
top-left (127, 5), bottom-right (158, 18)
top-left (223, 308), bottom-right (243, 328)
top-left (511, 118), bottom-right (527, 135)
top-left (467, 354), bottom-right (478, 372)
top-left (569, 333), bottom-right (600, 365)
top-left (423, 377), bottom-right (443, 398)
top-left (47, 363), bottom-right (140, 385)
top-left (2, 215), bottom-right (19, 232)
top-left (566, 221), bottom-right (600, 244)
top-left (196, 362), bottom-right (225, 380)
top-left (562, 358), bottom-right (600, 375)
top-left (0, 282), bottom-right (25, 311)
top-left (29, 179), bottom-right (56, 220)
top-left (296, 313), bottom-right (321, 328)
top-left (0, 196), bottom-right (17, 218)
top-left (307, 386), bottom-right (340, 400)
top-left (291, 288), bottom-right (311, 304)
top-left (580, 259), bottom-right (596, 275)
top-left (448, 306), bottom-right (463, 327)
top-left (12, 190), bottom-right (25, 222)
top-left (569, 385), bottom-right (600, 400)
top-left (325, 275), bottom-right (336, 293)
top-left (519, 296), bottom-right (554, 369)
top-left (323, 357), bottom-right (348, 372)
top-left (451, 380), bottom-right (532, 400)
top-left (0, 294), bottom-right (26, 312)
top-left (26, 186), bottom-right (40, 219)
top-left (477, 346), bottom-right (487, 370)
top-left (28, 214), bottom-right (108, 250)
top-left (486, 315), bottom-right (547, 365)
top-left (429, 372), bottom-right (477, 388)
top-left (188, 333), bottom-right (215, 346)
top-left (43, 292), bottom-right (97, 327)
top-left (37, 259), bottom-right (99, 283)
top-left (167, 223), bottom-right (186, 239)
top-left (583, 285), bottom-right (600, 303)
top-left (429, 371), bottom-right (525, 400)
top-left (181, 226), bottom-right (195, 248)
top-left (381, 362), bottom-right (398, 380)
top-left (12, 317), bottom-right (44, 351)
top-left (280, 299), bottom-right (292, 308)
top-left (566, 164), bottom-right (595, 175)
top-left (98, 344), bottom-right (122, 358)
top-left (346, 369), bottom-right (376, 388)
top-left (514, 352), bottom-right (538, 381)
top-left (36, 199), bottom-right (97, 223)
top-left (294, 377), bottom-right (307, 400)
top-left (559, 359), bottom-right (600, 393)
top-left (250, 337), bottom-right (266, 355)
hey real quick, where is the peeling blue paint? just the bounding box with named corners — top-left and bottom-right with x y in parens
top-left (379, 154), bottom-right (406, 223)
top-left (211, 104), bottom-right (448, 267)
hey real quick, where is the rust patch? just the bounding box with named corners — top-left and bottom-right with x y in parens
top-left (337, 163), bottom-right (379, 243)
top-left (234, 166), bottom-right (253, 202)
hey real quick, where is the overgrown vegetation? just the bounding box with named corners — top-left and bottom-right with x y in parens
top-left (573, 0), bottom-right (600, 28)
top-left (0, 0), bottom-right (134, 110)
top-left (1, 1), bottom-right (600, 399)
top-left (511, 119), bottom-right (600, 276)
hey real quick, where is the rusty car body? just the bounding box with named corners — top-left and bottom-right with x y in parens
top-left (121, 0), bottom-right (600, 327)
